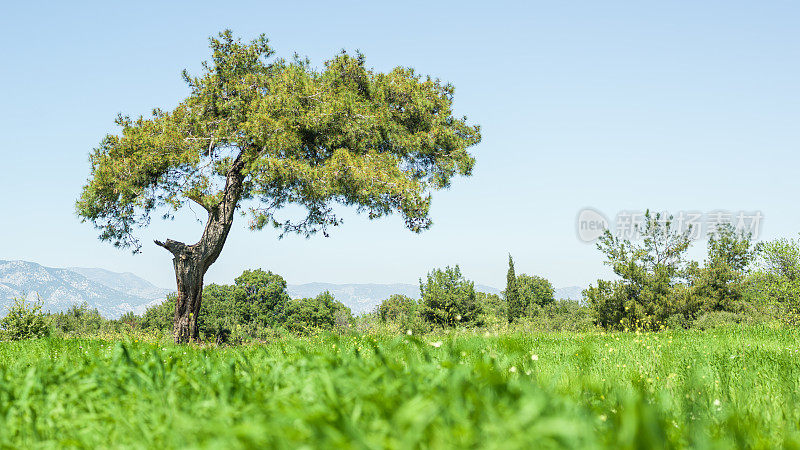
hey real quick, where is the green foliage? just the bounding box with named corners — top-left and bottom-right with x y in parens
top-left (755, 234), bottom-right (800, 282)
top-left (50, 302), bottom-right (106, 336)
top-left (76, 30), bottom-right (481, 250)
top-left (517, 274), bottom-right (555, 314)
top-left (587, 211), bottom-right (693, 330)
top-left (585, 218), bottom-right (793, 331)
top-left (232, 269), bottom-right (289, 325)
top-left (523, 300), bottom-right (596, 332)
top-left (139, 294), bottom-right (176, 332)
top-left (476, 291), bottom-right (506, 319)
top-left (198, 284), bottom-right (237, 343)
top-left (747, 234), bottom-right (800, 324)
top-left (132, 270), bottom-right (351, 341)
top-left (689, 224), bottom-right (755, 313)
top-left (1, 329), bottom-right (799, 447)
top-left (282, 291), bottom-right (352, 335)
top-left (420, 265), bottom-right (483, 327)
top-left (505, 254), bottom-right (522, 323)
top-left (378, 294), bottom-right (417, 322)
top-left (1, 298), bottom-right (49, 341)
top-left (692, 310), bottom-right (758, 330)
top-left (198, 269), bottom-right (290, 342)
top-left (376, 294), bottom-right (429, 335)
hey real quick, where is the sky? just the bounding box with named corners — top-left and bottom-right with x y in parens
top-left (0, 1), bottom-right (798, 290)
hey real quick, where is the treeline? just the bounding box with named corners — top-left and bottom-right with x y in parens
top-left (584, 212), bottom-right (800, 331)
top-left (3, 212), bottom-right (799, 342)
top-left (0, 263), bottom-right (586, 342)
top-left (135, 270), bottom-right (354, 343)
top-left (0, 271), bottom-right (354, 343)
top-left (360, 215), bottom-right (800, 334)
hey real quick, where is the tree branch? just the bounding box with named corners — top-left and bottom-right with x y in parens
top-left (154, 239), bottom-right (190, 256)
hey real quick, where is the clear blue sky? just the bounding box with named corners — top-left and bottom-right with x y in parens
top-left (1, 1), bottom-right (798, 290)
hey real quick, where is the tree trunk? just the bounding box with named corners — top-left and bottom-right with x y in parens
top-left (172, 250), bottom-right (206, 342)
top-left (156, 154), bottom-right (246, 343)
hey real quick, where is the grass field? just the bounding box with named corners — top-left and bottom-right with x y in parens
top-left (1, 327), bottom-right (799, 448)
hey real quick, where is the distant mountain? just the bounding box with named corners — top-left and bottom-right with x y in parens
top-left (0, 261), bottom-right (170, 318)
top-left (68, 267), bottom-right (172, 301)
top-left (555, 286), bottom-right (585, 302)
top-left (287, 282), bottom-right (502, 315)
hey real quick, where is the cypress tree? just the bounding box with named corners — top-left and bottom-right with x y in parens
top-left (506, 254), bottom-right (521, 323)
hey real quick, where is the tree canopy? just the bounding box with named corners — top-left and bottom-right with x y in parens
top-left (76, 30), bottom-right (481, 251)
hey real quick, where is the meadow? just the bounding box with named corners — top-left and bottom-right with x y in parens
top-left (0, 326), bottom-right (798, 448)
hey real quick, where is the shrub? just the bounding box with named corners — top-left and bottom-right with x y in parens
top-left (139, 294), bottom-right (176, 332)
top-left (50, 302), bottom-right (106, 336)
top-left (198, 269), bottom-right (291, 342)
top-left (136, 269), bottom-right (328, 341)
top-left (282, 291), bottom-right (351, 335)
top-left (517, 274), bottom-right (555, 313)
top-left (420, 265), bottom-right (483, 328)
top-left (376, 294), bottom-right (430, 335)
top-left (378, 294), bottom-right (418, 322)
top-left (477, 291), bottom-right (505, 322)
top-left (1, 297), bottom-right (49, 341)
top-left (118, 311), bottom-right (138, 328)
top-left (524, 300), bottom-right (595, 332)
top-left (199, 284), bottom-right (237, 343)
top-left (693, 311), bottom-right (751, 330)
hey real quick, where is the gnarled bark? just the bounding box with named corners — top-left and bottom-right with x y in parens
top-left (156, 154), bottom-right (246, 343)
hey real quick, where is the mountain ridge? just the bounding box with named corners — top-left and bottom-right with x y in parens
top-left (0, 260), bottom-right (170, 318)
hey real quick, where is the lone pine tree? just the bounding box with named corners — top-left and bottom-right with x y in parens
top-left (76, 31), bottom-right (481, 342)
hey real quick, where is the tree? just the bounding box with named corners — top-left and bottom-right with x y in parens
top-left (231, 269), bottom-right (290, 326)
top-left (378, 294), bottom-right (418, 322)
top-left (585, 210), bottom-right (693, 330)
top-left (197, 269), bottom-right (290, 342)
top-left (476, 291), bottom-right (505, 319)
top-left (754, 234), bottom-right (800, 282)
top-left (749, 234), bottom-right (800, 323)
top-left (690, 224), bottom-right (754, 313)
top-left (198, 283), bottom-right (236, 343)
top-left (505, 254), bottom-right (522, 323)
top-left (76, 31), bottom-right (481, 342)
top-left (50, 302), bottom-right (105, 336)
top-left (419, 265), bottom-right (482, 327)
top-left (140, 294), bottom-right (177, 333)
top-left (1, 297), bottom-right (49, 341)
top-left (517, 274), bottom-right (555, 313)
top-left (282, 291), bottom-right (350, 334)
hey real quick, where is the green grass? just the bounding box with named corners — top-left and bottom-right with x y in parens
top-left (0, 326), bottom-right (799, 448)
